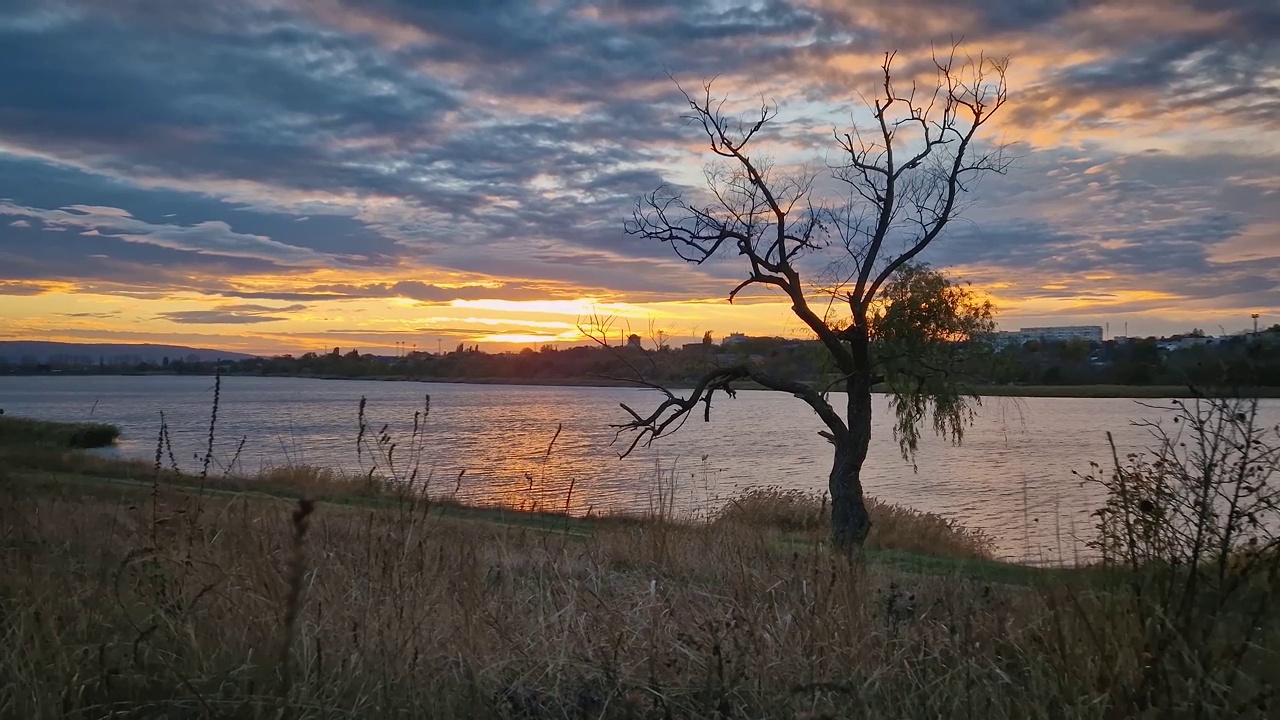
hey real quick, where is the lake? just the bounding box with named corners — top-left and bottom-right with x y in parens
top-left (4, 375), bottom-right (1277, 561)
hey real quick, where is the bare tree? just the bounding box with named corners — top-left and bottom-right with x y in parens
top-left (601, 48), bottom-right (1011, 552)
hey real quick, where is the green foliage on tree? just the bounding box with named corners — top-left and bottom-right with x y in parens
top-left (870, 264), bottom-right (995, 461)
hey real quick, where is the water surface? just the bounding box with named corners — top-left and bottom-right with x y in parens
top-left (5, 375), bottom-right (1275, 560)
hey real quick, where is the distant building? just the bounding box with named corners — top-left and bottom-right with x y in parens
top-left (722, 333), bottom-right (748, 347)
top-left (990, 325), bottom-right (1104, 348)
top-left (1175, 336), bottom-right (1215, 349)
top-left (1019, 326), bottom-right (1104, 343)
top-left (626, 334), bottom-right (643, 349)
top-left (1147, 334), bottom-right (1222, 352)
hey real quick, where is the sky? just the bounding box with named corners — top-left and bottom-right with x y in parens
top-left (0, 0), bottom-right (1277, 355)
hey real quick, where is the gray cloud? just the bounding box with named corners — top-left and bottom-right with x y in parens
top-left (0, 0), bottom-right (1276, 326)
top-left (0, 279), bottom-right (59, 295)
top-left (0, 201), bottom-right (334, 266)
top-left (57, 311), bottom-right (122, 319)
top-left (923, 145), bottom-right (1280, 313)
top-left (157, 303), bottom-right (309, 325)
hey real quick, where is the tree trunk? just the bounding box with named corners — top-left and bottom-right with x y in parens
top-left (830, 327), bottom-right (875, 553)
top-left (829, 440), bottom-right (871, 551)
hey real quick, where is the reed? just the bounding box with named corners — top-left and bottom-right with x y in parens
top-left (278, 498), bottom-right (314, 696)
top-left (715, 485), bottom-right (997, 560)
top-left (0, 415), bottom-right (120, 448)
top-left (3, 468), bottom-right (1273, 719)
top-left (0, 393), bottom-right (1274, 718)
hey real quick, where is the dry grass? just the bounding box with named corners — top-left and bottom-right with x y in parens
top-left (0, 416), bottom-right (120, 448)
top-left (715, 486), bottom-right (996, 560)
top-left (1, 394), bottom-right (1276, 719)
top-left (2, 470), bottom-right (1275, 719)
top-left (255, 464), bottom-right (386, 500)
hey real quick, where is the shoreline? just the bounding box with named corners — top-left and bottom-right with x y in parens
top-left (5, 370), bottom-right (1280, 398)
top-left (2, 415), bottom-right (1022, 571)
top-left (5, 419), bottom-right (1274, 717)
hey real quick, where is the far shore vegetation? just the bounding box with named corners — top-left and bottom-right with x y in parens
top-left (4, 327), bottom-right (1280, 399)
top-left (2, 386), bottom-right (1277, 717)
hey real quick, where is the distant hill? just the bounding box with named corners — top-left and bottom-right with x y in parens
top-left (0, 341), bottom-right (258, 364)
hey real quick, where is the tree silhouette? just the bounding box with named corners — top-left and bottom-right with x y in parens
top-left (601, 48), bottom-right (1011, 552)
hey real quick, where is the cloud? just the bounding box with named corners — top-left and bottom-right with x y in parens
top-left (156, 303), bottom-right (309, 325)
top-left (57, 310), bottom-right (121, 319)
top-left (923, 144), bottom-right (1280, 314)
top-left (0, 0), bottom-right (1276, 349)
top-left (0, 200), bottom-right (334, 266)
top-left (0, 279), bottom-right (66, 295)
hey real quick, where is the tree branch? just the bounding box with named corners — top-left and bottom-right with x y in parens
top-left (831, 44), bottom-right (1010, 312)
top-left (611, 364), bottom-right (849, 457)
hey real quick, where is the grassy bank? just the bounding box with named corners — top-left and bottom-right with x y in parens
top-left (1, 420), bottom-right (1275, 718)
top-left (0, 427), bottom-right (999, 566)
top-left (0, 415), bottom-right (120, 448)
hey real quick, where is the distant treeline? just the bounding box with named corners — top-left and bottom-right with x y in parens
top-left (983, 332), bottom-right (1280, 387)
top-left (4, 331), bottom-right (1280, 388)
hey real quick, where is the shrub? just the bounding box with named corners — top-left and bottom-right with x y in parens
top-left (714, 486), bottom-right (825, 532)
top-left (714, 485), bottom-right (996, 560)
top-left (1077, 392), bottom-right (1280, 715)
top-left (0, 416), bottom-right (120, 449)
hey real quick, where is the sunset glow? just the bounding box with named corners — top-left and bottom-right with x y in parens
top-left (0, 0), bottom-right (1277, 353)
